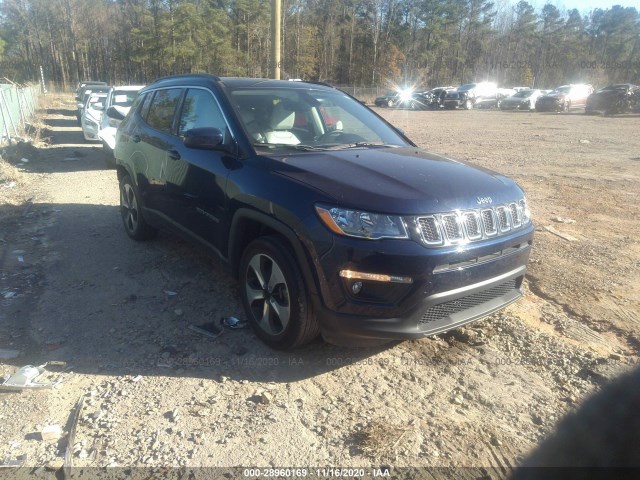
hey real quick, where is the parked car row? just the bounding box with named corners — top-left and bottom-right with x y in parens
top-left (373, 82), bottom-right (640, 115)
top-left (75, 81), bottom-right (145, 164)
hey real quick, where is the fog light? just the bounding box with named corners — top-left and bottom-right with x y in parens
top-left (339, 269), bottom-right (413, 284)
top-left (352, 281), bottom-right (363, 294)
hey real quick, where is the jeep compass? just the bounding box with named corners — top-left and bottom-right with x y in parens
top-left (112, 75), bottom-right (534, 349)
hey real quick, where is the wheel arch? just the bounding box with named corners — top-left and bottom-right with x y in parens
top-left (228, 208), bottom-right (320, 299)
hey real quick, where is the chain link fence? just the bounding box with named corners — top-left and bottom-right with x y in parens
top-left (0, 83), bottom-right (41, 145)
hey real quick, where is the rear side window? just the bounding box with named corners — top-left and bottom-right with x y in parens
top-left (146, 88), bottom-right (183, 133)
top-left (129, 92), bottom-right (147, 116)
top-left (138, 92), bottom-right (153, 119)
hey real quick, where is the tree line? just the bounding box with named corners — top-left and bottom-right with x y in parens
top-left (1, 0), bottom-right (638, 90)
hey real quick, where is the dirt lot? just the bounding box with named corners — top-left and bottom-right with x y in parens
top-left (0, 96), bottom-right (638, 476)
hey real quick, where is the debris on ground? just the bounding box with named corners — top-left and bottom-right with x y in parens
top-left (543, 225), bottom-right (579, 242)
top-left (40, 425), bottom-right (62, 441)
top-left (63, 396), bottom-right (85, 474)
top-left (551, 216), bottom-right (576, 224)
top-left (0, 364), bottom-right (65, 390)
top-left (221, 316), bottom-right (247, 329)
top-left (188, 322), bottom-right (223, 339)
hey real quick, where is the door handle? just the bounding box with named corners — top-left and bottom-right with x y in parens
top-left (132, 135), bottom-right (141, 143)
top-left (167, 149), bottom-right (181, 161)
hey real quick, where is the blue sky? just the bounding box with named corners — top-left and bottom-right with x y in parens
top-left (528, 0), bottom-right (640, 12)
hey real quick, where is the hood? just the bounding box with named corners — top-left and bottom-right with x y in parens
top-left (268, 147), bottom-right (521, 214)
top-left (85, 108), bottom-right (103, 123)
top-left (593, 89), bottom-right (625, 99)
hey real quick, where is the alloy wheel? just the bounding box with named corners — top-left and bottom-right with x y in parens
top-left (244, 253), bottom-right (291, 336)
top-left (121, 183), bottom-right (139, 235)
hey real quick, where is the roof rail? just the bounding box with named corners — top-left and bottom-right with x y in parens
top-left (153, 73), bottom-right (221, 82)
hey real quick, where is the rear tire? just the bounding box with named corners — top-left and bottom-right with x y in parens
top-left (119, 174), bottom-right (157, 241)
top-left (239, 235), bottom-right (320, 349)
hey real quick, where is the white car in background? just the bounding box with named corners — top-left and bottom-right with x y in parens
top-left (98, 86), bottom-right (144, 164)
top-left (81, 92), bottom-right (108, 141)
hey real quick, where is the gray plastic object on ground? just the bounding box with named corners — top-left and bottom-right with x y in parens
top-left (0, 364), bottom-right (62, 390)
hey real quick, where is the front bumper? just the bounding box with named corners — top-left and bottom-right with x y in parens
top-left (535, 100), bottom-right (563, 111)
top-left (444, 99), bottom-right (463, 108)
top-left (99, 126), bottom-right (117, 150)
top-left (313, 226), bottom-right (534, 346)
top-left (501, 102), bottom-right (528, 110)
top-left (319, 266), bottom-right (526, 345)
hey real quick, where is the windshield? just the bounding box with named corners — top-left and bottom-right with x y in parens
top-left (552, 86), bottom-right (570, 94)
top-left (513, 90), bottom-right (533, 98)
top-left (457, 84), bottom-right (476, 92)
top-left (230, 88), bottom-right (410, 151)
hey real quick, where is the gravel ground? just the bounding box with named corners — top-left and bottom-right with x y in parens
top-left (0, 96), bottom-right (638, 476)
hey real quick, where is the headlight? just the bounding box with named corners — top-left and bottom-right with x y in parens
top-left (398, 89), bottom-right (414, 103)
top-left (520, 198), bottom-right (531, 224)
top-left (315, 205), bottom-right (408, 239)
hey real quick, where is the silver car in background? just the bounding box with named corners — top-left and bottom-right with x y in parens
top-left (98, 85), bottom-right (145, 165)
top-left (81, 92), bottom-right (108, 141)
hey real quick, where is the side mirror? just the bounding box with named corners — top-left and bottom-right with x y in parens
top-left (106, 106), bottom-right (125, 121)
top-left (183, 127), bottom-right (224, 150)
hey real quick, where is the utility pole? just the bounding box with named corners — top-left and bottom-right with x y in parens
top-left (271, 0), bottom-right (281, 79)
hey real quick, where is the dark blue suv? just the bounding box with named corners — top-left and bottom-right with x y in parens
top-left (112, 74), bottom-right (534, 349)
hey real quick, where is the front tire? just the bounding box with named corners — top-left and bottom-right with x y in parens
top-left (119, 174), bottom-right (157, 240)
top-left (239, 236), bottom-right (320, 349)
top-left (464, 99), bottom-right (473, 110)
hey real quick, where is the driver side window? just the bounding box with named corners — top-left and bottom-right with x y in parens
top-left (178, 89), bottom-right (229, 143)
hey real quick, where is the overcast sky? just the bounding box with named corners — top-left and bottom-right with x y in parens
top-left (528, 0), bottom-right (640, 12)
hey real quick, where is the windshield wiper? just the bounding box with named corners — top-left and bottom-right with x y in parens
top-left (253, 143), bottom-right (327, 151)
top-left (322, 142), bottom-right (401, 150)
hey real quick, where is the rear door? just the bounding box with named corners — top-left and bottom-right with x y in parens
top-left (135, 88), bottom-right (185, 214)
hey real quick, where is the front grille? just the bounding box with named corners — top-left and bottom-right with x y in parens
top-left (463, 212), bottom-right (482, 240)
top-left (441, 214), bottom-right (463, 241)
top-left (418, 217), bottom-right (442, 244)
top-left (419, 279), bottom-right (518, 325)
top-left (496, 206), bottom-right (510, 232)
top-left (509, 203), bottom-right (522, 227)
top-left (416, 199), bottom-right (530, 247)
top-left (481, 209), bottom-right (497, 236)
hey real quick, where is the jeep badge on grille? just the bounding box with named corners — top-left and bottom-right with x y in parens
top-left (476, 196), bottom-right (493, 205)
